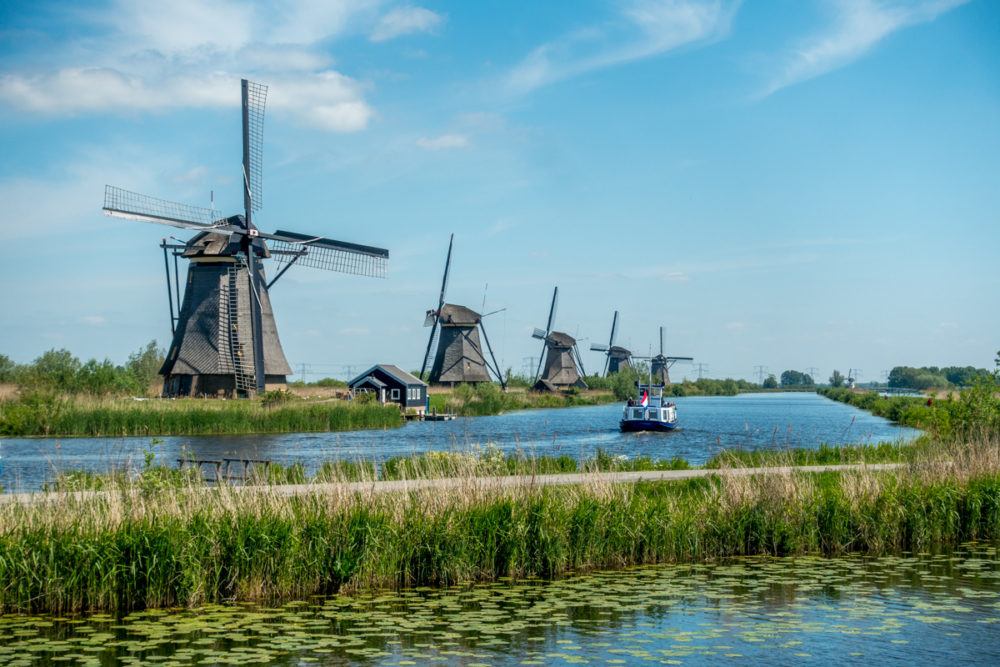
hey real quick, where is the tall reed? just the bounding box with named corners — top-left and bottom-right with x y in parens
top-left (0, 394), bottom-right (402, 437)
top-left (2, 436), bottom-right (998, 614)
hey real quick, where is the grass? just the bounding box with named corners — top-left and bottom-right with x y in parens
top-left (428, 383), bottom-right (618, 416)
top-left (819, 382), bottom-right (1000, 441)
top-left (3, 433), bottom-right (998, 614)
top-left (0, 392), bottom-right (403, 437)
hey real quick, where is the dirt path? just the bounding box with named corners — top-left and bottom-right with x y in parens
top-left (0, 463), bottom-right (907, 505)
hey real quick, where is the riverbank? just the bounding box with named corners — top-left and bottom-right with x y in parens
top-left (2, 435), bottom-right (997, 614)
top-left (819, 384), bottom-right (1000, 439)
top-left (428, 383), bottom-right (618, 416)
top-left (0, 394), bottom-right (403, 437)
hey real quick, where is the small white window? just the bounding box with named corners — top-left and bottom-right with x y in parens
top-left (390, 388), bottom-right (400, 400)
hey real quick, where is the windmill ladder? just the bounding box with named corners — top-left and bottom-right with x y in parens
top-left (225, 261), bottom-right (256, 396)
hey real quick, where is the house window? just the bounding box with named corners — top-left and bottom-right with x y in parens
top-left (390, 388), bottom-right (400, 400)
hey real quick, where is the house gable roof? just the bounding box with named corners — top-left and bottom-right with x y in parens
top-left (349, 364), bottom-right (428, 388)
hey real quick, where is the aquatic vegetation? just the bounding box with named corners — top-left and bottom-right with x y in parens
top-left (0, 544), bottom-right (997, 665)
top-left (1, 436), bottom-right (998, 614)
top-left (0, 394), bottom-right (403, 437)
top-left (819, 382), bottom-right (1000, 441)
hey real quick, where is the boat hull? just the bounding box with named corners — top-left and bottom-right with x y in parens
top-left (620, 419), bottom-right (678, 433)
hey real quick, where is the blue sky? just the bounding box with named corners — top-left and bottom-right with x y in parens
top-left (0, 0), bottom-right (997, 382)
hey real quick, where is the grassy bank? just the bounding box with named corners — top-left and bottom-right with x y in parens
top-left (819, 383), bottom-right (1000, 439)
top-left (0, 393), bottom-right (403, 437)
top-left (429, 383), bottom-right (618, 416)
top-left (3, 436), bottom-right (998, 614)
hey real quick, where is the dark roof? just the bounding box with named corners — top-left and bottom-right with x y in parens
top-left (350, 375), bottom-right (386, 389)
top-left (184, 227), bottom-right (270, 259)
top-left (546, 331), bottom-right (576, 348)
top-left (438, 303), bottom-right (481, 326)
top-left (349, 364), bottom-right (428, 388)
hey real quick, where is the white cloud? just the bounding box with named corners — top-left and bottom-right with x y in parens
top-left (80, 315), bottom-right (107, 326)
top-left (504, 0), bottom-right (739, 95)
top-left (0, 0), bottom-right (379, 132)
top-left (416, 133), bottom-right (470, 150)
top-left (370, 6), bottom-right (444, 42)
top-left (725, 321), bottom-right (746, 331)
top-left (760, 0), bottom-right (969, 97)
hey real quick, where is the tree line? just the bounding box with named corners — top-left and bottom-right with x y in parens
top-left (0, 342), bottom-right (165, 396)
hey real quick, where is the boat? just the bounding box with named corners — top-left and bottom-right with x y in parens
top-left (620, 383), bottom-right (678, 432)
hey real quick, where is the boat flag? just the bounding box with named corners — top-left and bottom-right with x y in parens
top-left (640, 390), bottom-right (649, 407)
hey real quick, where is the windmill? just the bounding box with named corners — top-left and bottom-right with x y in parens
top-left (419, 234), bottom-right (506, 388)
top-left (531, 287), bottom-right (588, 391)
top-left (103, 79), bottom-right (389, 398)
top-left (590, 310), bottom-right (633, 376)
top-left (635, 327), bottom-right (692, 385)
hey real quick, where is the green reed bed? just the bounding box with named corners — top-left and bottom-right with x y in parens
top-left (0, 394), bottom-right (403, 437)
top-left (428, 383), bottom-right (618, 417)
top-left (819, 382), bottom-right (1000, 439)
top-left (3, 437), bottom-right (999, 614)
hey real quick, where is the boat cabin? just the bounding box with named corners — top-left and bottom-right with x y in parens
top-left (349, 364), bottom-right (428, 414)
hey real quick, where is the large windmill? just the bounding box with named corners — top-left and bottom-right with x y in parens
top-left (419, 235), bottom-right (506, 388)
top-left (531, 287), bottom-right (588, 391)
top-left (634, 327), bottom-right (692, 385)
top-left (590, 311), bottom-right (633, 376)
top-left (103, 79), bottom-right (389, 398)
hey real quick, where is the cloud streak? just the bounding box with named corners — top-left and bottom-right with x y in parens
top-left (370, 5), bottom-right (444, 42)
top-left (0, 0), bottom-right (439, 132)
top-left (416, 133), bottom-right (470, 150)
top-left (503, 0), bottom-right (739, 95)
top-left (759, 0), bottom-right (969, 98)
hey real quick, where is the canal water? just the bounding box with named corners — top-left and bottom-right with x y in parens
top-left (1, 544), bottom-right (997, 665)
top-left (0, 393), bottom-right (920, 492)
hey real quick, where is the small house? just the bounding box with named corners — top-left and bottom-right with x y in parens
top-left (349, 364), bottom-right (428, 414)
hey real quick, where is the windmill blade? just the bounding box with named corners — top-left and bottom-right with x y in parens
top-left (438, 234), bottom-right (454, 312)
top-left (666, 356), bottom-right (694, 362)
top-left (103, 186), bottom-right (228, 232)
top-left (609, 311), bottom-right (619, 348)
top-left (419, 234), bottom-right (454, 379)
top-left (659, 326), bottom-right (665, 356)
top-left (573, 344), bottom-right (587, 378)
top-left (590, 343), bottom-right (610, 352)
top-left (242, 79), bottom-right (267, 214)
top-left (532, 328), bottom-right (548, 340)
top-left (267, 230), bottom-right (388, 278)
top-left (545, 287), bottom-right (559, 334)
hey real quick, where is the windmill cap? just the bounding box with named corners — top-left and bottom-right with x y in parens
top-left (546, 331), bottom-right (576, 347)
top-left (438, 303), bottom-right (481, 325)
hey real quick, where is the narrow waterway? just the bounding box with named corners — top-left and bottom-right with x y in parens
top-left (0, 393), bottom-right (920, 491)
top-left (2, 544), bottom-right (996, 666)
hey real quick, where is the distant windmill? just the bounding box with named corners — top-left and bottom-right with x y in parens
top-left (103, 79), bottom-right (389, 398)
top-left (590, 310), bottom-right (633, 376)
top-left (419, 234), bottom-right (506, 388)
top-left (531, 287), bottom-right (588, 391)
top-left (634, 327), bottom-right (692, 385)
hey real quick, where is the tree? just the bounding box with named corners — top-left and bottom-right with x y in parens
top-left (21, 349), bottom-right (82, 391)
top-left (0, 354), bottom-right (16, 383)
top-left (780, 370), bottom-right (814, 387)
top-left (829, 370), bottom-right (845, 388)
top-left (126, 340), bottom-right (165, 391)
top-left (763, 374), bottom-right (778, 389)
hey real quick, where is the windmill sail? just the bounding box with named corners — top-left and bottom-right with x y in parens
top-left (103, 78), bottom-right (388, 398)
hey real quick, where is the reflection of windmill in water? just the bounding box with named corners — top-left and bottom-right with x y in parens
top-left (419, 235), bottom-right (506, 388)
top-left (590, 311), bottom-right (633, 375)
top-left (634, 326), bottom-right (693, 385)
top-left (531, 287), bottom-right (588, 391)
top-left (103, 79), bottom-right (389, 398)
